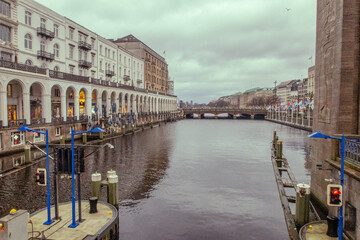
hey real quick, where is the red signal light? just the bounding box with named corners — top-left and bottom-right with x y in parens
top-left (332, 190), bottom-right (341, 195)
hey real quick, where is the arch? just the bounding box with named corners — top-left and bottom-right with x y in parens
top-left (25, 59), bottom-right (32, 65)
top-left (101, 90), bottom-right (108, 117)
top-left (79, 88), bottom-right (88, 116)
top-left (91, 89), bottom-right (99, 120)
top-left (130, 94), bottom-right (134, 113)
top-left (54, 65), bottom-right (60, 71)
top-left (51, 84), bottom-right (63, 120)
top-left (65, 86), bottom-right (76, 118)
top-left (124, 93), bottom-right (128, 114)
top-left (7, 79), bottom-right (26, 126)
top-left (41, 63), bottom-right (47, 69)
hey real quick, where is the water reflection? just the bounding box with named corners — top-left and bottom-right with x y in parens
top-left (0, 120), bottom-right (311, 240)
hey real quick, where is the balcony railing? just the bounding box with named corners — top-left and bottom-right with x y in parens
top-left (31, 118), bottom-right (45, 125)
top-left (49, 70), bottom-right (88, 83)
top-left (137, 79), bottom-right (143, 84)
top-left (344, 139), bottom-right (360, 168)
top-left (37, 50), bottom-right (55, 61)
top-left (151, 61), bottom-right (156, 65)
top-left (123, 75), bottom-right (130, 81)
top-left (37, 27), bottom-right (55, 40)
top-left (78, 41), bottom-right (92, 51)
top-left (91, 78), bottom-right (100, 84)
top-left (9, 119), bottom-right (26, 127)
top-left (79, 115), bottom-right (89, 122)
top-left (52, 117), bottom-right (64, 124)
top-left (78, 60), bottom-right (92, 69)
top-left (109, 82), bottom-right (117, 87)
top-left (106, 70), bottom-right (115, 77)
top-left (66, 116), bottom-right (77, 123)
top-left (0, 60), bottom-right (46, 75)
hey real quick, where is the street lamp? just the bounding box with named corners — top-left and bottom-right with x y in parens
top-left (18, 125), bottom-right (54, 225)
top-left (68, 125), bottom-right (105, 228)
top-left (308, 131), bottom-right (345, 240)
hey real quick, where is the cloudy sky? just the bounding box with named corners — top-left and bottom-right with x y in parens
top-left (37, 0), bottom-right (316, 103)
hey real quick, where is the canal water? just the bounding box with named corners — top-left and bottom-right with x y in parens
top-left (0, 120), bottom-right (311, 240)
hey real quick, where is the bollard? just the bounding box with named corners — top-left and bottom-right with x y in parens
top-left (106, 170), bottom-right (116, 181)
top-left (82, 133), bottom-right (87, 143)
top-left (108, 173), bottom-right (118, 208)
top-left (273, 131), bottom-right (277, 145)
top-left (24, 145), bottom-right (31, 164)
top-left (89, 197), bottom-right (98, 214)
top-left (295, 183), bottom-right (310, 227)
top-left (60, 135), bottom-right (65, 145)
top-left (91, 172), bottom-right (101, 200)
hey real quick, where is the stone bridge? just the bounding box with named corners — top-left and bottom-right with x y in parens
top-left (182, 108), bottom-right (267, 119)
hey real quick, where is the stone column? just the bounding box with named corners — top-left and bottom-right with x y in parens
top-left (106, 96), bottom-right (111, 117)
top-left (86, 95), bottom-right (92, 118)
top-left (0, 90), bottom-right (8, 126)
top-left (61, 94), bottom-right (67, 121)
top-left (97, 96), bottom-right (102, 118)
top-left (74, 92), bottom-right (80, 119)
top-left (42, 94), bottom-right (51, 123)
top-left (23, 92), bottom-right (30, 124)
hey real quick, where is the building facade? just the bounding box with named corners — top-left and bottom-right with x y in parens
top-left (113, 35), bottom-right (169, 94)
top-left (0, 0), bottom-right (177, 154)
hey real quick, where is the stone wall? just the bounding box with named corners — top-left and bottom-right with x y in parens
top-left (312, 1), bottom-right (360, 238)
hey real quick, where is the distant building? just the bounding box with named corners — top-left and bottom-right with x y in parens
top-left (113, 35), bottom-right (169, 94)
top-left (276, 80), bottom-right (299, 104)
top-left (307, 65), bottom-right (315, 101)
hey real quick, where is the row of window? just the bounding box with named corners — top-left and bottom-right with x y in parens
top-left (24, 11), bottom-right (59, 37)
top-left (24, 34), bottom-right (60, 56)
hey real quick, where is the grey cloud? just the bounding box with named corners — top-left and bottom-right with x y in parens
top-left (37, 0), bottom-right (316, 103)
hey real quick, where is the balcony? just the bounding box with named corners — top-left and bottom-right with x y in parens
top-left (37, 27), bottom-right (55, 40)
top-left (78, 60), bottom-right (92, 69)
top-left (0, 60), bottom-right (46, 75)
top-left (31, 118), bottom-right (45, 125)
top-left (78, 41), bottom-right (92, 51)
top-left (9, 119), bottom-right (26, 127)
top-left (145, 58), bottom-right (150, 62)
top-left (37, 50), bottom-right (55, 61)
top-left (52, 117), bottom-right (64, 124)
top-left (137, 79), bottom-right (143, 84)
top-left (49, 70), bottom-right (88, 83)
top-left (123, 75), bottom-right (130, 81)
top-left (106, 70), bottom-right (115, 77)
top-left (151, 61), bottom-right (156, 65)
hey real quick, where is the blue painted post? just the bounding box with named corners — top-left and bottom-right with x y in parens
top-left (68, 129), bottom-right (79, 228)
top-left (44, 129), bottom-right (54, 225)
top-left (338, 134), bottom-right (345, 240)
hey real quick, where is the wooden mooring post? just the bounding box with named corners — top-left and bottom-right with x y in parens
top-left (271, 132), bottom-right (319, 240)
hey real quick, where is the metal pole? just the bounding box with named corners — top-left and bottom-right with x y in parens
top-left (339, 134), bottom-right (345, 240)
top-left (68, 129), bottom-right (78, 228)
top-left (78, 172), bottom-right (82, 222)
top-left (44, 129), bottom-right (54, 225)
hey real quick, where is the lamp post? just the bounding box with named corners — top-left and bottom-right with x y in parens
top-left (68, 125), bottom-right (105, 228)
top-left (308, 131), bottom-right (345, 240)
top-left (18, 125), bottom-right (54, 225)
